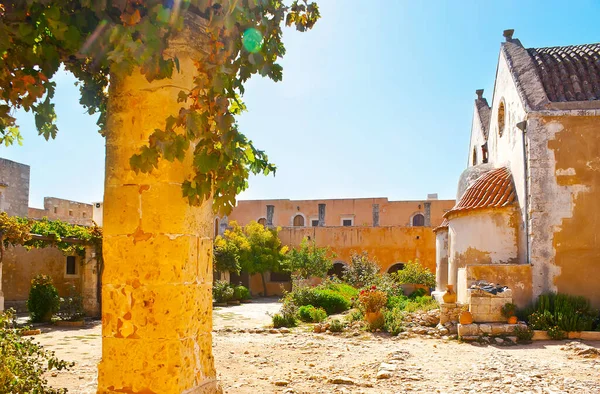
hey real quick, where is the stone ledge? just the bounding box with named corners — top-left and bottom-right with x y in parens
top-left (532, 330), bottom-right (600, 341)
top-left (458, 322), bottom-right (527, 337)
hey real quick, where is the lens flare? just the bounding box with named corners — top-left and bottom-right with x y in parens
top-left (242, 28), bottom-right (263, 53)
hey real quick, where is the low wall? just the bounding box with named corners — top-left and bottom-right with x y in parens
top-left (458, 264), bottom-right (533, 308)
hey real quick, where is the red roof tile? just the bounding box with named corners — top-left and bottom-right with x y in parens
top-left (433, 218), bottom-right (449, 232)
top-left (444, 167), bottom-right (516, 218)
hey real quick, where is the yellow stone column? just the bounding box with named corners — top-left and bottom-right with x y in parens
top-left (97, 13), bottom-right (218, 394)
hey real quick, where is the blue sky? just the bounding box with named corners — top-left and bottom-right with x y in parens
top-left (3, 0), bottom-right (599, 209)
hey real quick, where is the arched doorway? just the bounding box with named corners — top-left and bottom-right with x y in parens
top-left (257, 217), bottom-right (267, 226)
top-left (214, 218), bottom-right (220, 238)
top-left (327, 261), bottom-right (347, 279)
top-left (293, 214), bottom-right (305, 227)
top-left (412, 213), bottom-right (424, 227)
top-left (387, 263), bottom-right (405, 274)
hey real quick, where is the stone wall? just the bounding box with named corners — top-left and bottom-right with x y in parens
top-left (467, 288), bottom-right (512, 323)
top-left (28, 197), bottom-right (94, 226)
top-left (0, 158), bottom-right (30, 217)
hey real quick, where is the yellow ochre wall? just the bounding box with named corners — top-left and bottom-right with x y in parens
top-left (545, 116), bottom-right (600, 307)
top-left (228, 198), bottom-right (454, 228)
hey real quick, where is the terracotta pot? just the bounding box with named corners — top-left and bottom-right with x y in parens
top-left (459, 311), bottom-right (473, 325)
top-left (442, 285), bottom-right (457, 304)
top-left (365, 311), bottom-right (383, 325)
top-left (507, 316), bottom-right (518, 324)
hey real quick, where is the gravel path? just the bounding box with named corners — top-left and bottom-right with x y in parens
top-left (27, 301), bottom-right (600, 393)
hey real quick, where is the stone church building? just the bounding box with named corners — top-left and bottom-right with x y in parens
top-left (435, 30), bottom-right (600, 307)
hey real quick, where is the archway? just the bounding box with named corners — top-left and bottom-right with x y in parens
top-left (257, 217), bottom-right (267, 226)
top-left (412, 213), bottom-right (425, 227)
top-left (327, 261), bottom-right (347, 279)
top-left (214, 218), bottom-right (220, 239)
top-left (293, 214), bottom-right (305, 227)
top-left (387, 263), bottom-right (405, 274)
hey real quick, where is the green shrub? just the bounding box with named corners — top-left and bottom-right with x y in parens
top-left (527, 293), bottom-right (597, 332)
top-left (513, 325), bottom-right (534, 342)
top-left (272, 313), bottom-right (297, 328)
top-left (386, 294), bottom-right (438, 313)
top-left (342, 252), bottom-right (380, 288)
top-left (310, 307), bottom-right (327, 323)
top-left (391, 260), bottom-right (436, 288)
top-left (298, 305), bottom-right (317, 322)
top-left (56, 285), bottom-right (85, 322)
top-left (285, 286), bottom-right (351, 315)
top-left (1, 309), bottom-right (73, 393)
top-left (213, 280), bottom-right (234, 303)
top-left (501, 303), bottom-right (517, 318)
top-left (329, 319), bottom-right (344, 332)
top-left (346, 308), bottom-right (364, 323)
top-left (298, 305), bottom-right (327, 323)
top-left (547, 325), bottom-right (567, 340)
top-left (318, 280), bottom-right (359, 301)
top-left (27, 274), bottom-right (60, 322)
top-left (383, 308), bottom-right (406, 336)
top-left (233, 285), bottom-right (250, 301)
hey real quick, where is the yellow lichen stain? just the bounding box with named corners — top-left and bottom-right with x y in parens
top-left (455, 247), bottom-right (491, 268)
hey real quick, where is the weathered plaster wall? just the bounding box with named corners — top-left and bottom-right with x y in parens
top-left (448, 208), bottom-right (519, 293)
top-left (228, 198), bottom-right (454, 228)
top-left (28, 197), bottom-right (94, 226)
top-left (434, 229), bottom-right (449, 291)
top-left (467, 99), bottom-right (488, 167)
top-left (485, 49), bottom-right (528, 264)
top-left (0, 158), bottom-right (30, 217)
top-left (464, 264), bottom-right (532, 308)
top-left (528, 115), bottom-right (600, 307)
top-left (2, 246), bottom-right (82, 308)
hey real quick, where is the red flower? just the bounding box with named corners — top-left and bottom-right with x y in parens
top-left (371, 285), bottom-right (376, 290)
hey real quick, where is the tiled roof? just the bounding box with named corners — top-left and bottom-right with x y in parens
top-left (444, 167), bottom-right (516, 218)
top-left (527, 44), bottom-right (600, 102)
top-left (433, 218), bottom-right (449, 232)
top-left (475, 97), bottom-right (491, 139)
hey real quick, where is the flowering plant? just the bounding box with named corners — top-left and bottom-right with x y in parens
top-left (358, 286), bottom-right (388, 313)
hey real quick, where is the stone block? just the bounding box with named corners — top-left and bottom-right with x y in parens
top-left (457, 324), bottom-right (479, 337)
top-left (479, 324), bottom-right (492, 334)
top-left (580, 331), bottom-right (600, 341)
top-left (490, 323), bottom-right (510, 335)
top-left (532, 330), bottom-right (550, 340)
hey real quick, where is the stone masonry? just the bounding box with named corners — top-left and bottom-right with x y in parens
top-left (468, 288), bottom-right (513, 323)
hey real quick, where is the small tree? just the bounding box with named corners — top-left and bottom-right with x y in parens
top-left (392, 260), bottom-right (436, 288)
top-left (240, 221), bottom-right (288, 297)
top-left (215, 221), bottom-right (287, 296)
top-left (283, 237), bottom-right (334, 280)
top-left (343, 251), bottom-right (380, 288)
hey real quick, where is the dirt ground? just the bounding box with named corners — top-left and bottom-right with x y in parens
top-left (31, 300), bottom-right (600, 394)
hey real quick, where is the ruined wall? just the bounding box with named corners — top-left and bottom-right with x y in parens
top-left (28, 197), bottom-right (94, 226)
top-left (528, 115), bottom-right (600, 307)
top-left (227, 198), bottom-right (454, 228)
top-left (2, 246), bottom-right (83, 309)
top-left (0, 158), bottom-right (30, 217)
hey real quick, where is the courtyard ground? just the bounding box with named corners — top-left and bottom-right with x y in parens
top-left (31, 300), bottom-right (600, 394)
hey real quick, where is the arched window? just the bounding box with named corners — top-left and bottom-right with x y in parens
top-left (472, 147), bottom-right (477, 165)
top-left (498, 100), bottom-right (506, 137)
top-left (327, 262), bottom-right (347, 279)
top-left (293, 214), bottom-right (305, 227)
top-left (214, 218), bottom-right (220, 238)
top-left (257, 218), bottom-right (267, 226)
top-left (412, 214), bottom-right (425, 227)
top-left (387, 263), bottom-right (405, 274)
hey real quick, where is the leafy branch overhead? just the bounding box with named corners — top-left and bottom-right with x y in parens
top-left (0, 1), bottom-right (320, 214)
